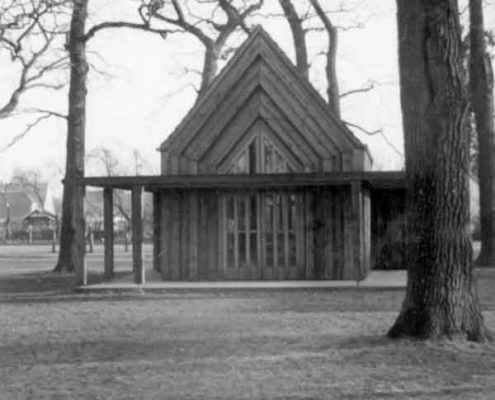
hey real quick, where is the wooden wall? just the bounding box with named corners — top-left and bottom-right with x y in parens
top-left (311, 186), bottom-right (369, 280)
top-left (157, 186), bottom-right (370, 281)
top-left (158, 189), bottom-right (220, 280)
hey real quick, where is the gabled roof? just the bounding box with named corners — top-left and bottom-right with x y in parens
top-left (24, 209), bottom-right (56, 221)
top-left (5, 182), bottom-right (48, 206)
top-left (0, 192), bottom-right (35, 222)
top-left (159, 26), bottom-right (370, 173)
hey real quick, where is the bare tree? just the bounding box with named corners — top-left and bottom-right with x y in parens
top-left (54, 0), bottom-right (174, 275)
top-left (308, 0), bottom-right (340, 116)
top-left (0, 0), bottom-right (69, 119)
top-left (278, 0), bottom-right (308, 80)
top-left (388, 0), bottom-right (489, 341)
top-left (469, 0), bottom-right (495, 266)
top-left (54, 0), bottom-right (88, 273)
top-left (142, 0), bottom-right (264, 98)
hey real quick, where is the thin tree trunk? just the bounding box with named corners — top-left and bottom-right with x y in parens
top-left (54, 0), bottom-right (88, 275)
top-left (198, 43), bottom-right (220, 98)
top-left (470, 0), bottom-right (495, 266)
top-left (388, 0), bottom-right (490, 341)
top-left (309, 0), bottom-right (340, 117)
top-left (278, 0), bottom-right (309, 80)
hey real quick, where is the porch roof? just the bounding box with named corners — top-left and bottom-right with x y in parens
top-left (81, 171), bottom-right (405, 191)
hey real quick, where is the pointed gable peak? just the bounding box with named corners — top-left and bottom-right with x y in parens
top-left (159, 26), bottom-right (370, 171)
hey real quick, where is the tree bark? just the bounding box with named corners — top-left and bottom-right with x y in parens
top-left (388, 0), bottom-right (490, 341)
top-left (309, 0), bottom-right (340, 117)
top-left (278, 0), bottom-right (309, 80)
top-left (198, 42), bottom-right (221, 98)
top-left (54, 0), bottom-right (87, 275)
top-left (469, 0), bottom-right (495, 266)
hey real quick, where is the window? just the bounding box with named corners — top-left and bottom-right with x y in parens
top-left (228, 136), bottom-right (292, 174)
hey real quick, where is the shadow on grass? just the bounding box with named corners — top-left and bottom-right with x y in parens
top-left (339, 386), bottom-right (487, 399)
top-left (0, 333), bottom-right (394, 368)
top-left (0, 270), bottom-right (128, 297)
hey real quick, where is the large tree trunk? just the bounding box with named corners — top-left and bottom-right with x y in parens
top-left (388, 0), bottom-right (490, 341)
top-left (278, 0), bottom-right (309, 80)
top-left (470, 0), bottom-right (495, 266)
top-left (54, 0), bottom-right (88, 277)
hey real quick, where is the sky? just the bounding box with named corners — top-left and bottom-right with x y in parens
top-left (0, 0), bottom-right (493, 195)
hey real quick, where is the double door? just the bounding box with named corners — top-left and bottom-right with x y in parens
top-left (222, 191), bottom-right (303, 280)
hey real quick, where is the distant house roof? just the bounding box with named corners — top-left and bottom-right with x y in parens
top-left (24, 209), bottom-right (56, 222)
top-left (0, 192), bottom-right (35, 223)
top-left (5, 182), bottom-right (48, 207)
top-left (0, 182), bottom-right (55, 224)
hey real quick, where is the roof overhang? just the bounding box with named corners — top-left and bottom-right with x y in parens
top-left (81, 171), bottom-right (405, 192)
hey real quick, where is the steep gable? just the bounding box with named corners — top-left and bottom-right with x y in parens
top-left (160, 27), bottom-right (371, 175)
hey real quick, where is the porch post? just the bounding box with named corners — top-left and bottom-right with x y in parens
top-left (75, 188), bottom-right (87, 286)
top-left (351, 180), bottom-right (365, 280)
top-left (132, 185), bottom-right (144, 284)
top-left (103, 187), bottom-right (114, 280)
top-left (152, 191), bottom-right (161, 272)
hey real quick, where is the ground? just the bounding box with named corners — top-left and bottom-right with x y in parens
top-left (1, 244), bottom-right (495, 400)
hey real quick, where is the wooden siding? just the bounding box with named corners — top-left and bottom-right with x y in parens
top-left (157, 187), bottom-right (368, 281)
top-left (159, 28), bottom-right (369, 176)
top-left (160, 190), bottom-right (220, 281)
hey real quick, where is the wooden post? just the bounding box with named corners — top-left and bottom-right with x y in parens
top-left (152, 191), bottom-right (161, 272)
top-left (351, 180), bottom-right (364, 281)
top-left (51, 229), bottom-right (56, 253)
top-left (132, 185), bottom-right (144, 284)
top-left (103, 187), bottom-right (114, 280)
top-left (75, 190), bottom-right (87, 286)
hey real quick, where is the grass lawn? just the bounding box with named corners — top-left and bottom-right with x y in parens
top-left (1, 245), bottom-right (495, 399)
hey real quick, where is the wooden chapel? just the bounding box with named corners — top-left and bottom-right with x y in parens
top-left (81, 27), bottom-right (405, 284)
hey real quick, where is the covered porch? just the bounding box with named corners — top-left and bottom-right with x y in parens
top-left (78, 171), bottom-right (404, 286)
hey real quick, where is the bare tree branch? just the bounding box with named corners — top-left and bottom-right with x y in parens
top-left (340, 81), bottom-right (376, 99)
top-left (84, 21), bottom-right (178, 42)
top-left (343, 120), bottom-right (404, 156)
top-left (0, 113), bottom-right (53, 152)
top-left (0, 0), bottom-right (70, 119)
top-left (143, 0), bottom-right (262, 97)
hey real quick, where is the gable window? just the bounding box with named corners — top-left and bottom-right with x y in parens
top-left (228, 136), bottom-right (292, 174)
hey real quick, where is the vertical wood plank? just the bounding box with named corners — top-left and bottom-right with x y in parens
top-left (198, 193), bottom-right (208, 279)
top-left (335, 190), bottom-right (344, 279)
top-left (304, 189), bottom-right (314, 279)
top-left (343, 187), bottom-right (354, 280)
top-left (207, 192), bottom-right (219, 279)
top-left (170, 190), bottom-right (180, 280)
top-left (170, 155), bottom-right (180, 175)
top-left (189, 190), bottom-right (199, 280)
top-left (132, 185), bottom-right (144, 284)
top-left (180, 192), bottom-right (189, 280)
top-left (362, 189), bottom-right (371, 275)
top-left (351, 181), bottom-right (364, 280)
top-left (103, 187), bottom-right (114, 280)
top-left (160, 191), bottom-right (171, 280)
top-left (161, 151), bottom-right (169, 175)
top-left (295, 190), bottom-right (305, 279)
top-left (152, 191), bottom-right (161, 272)
top-left (323, 188), bottom-right (333, 279)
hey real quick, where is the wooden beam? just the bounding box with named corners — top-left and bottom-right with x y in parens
top-left (80, 171), bottom-right (405, 191)
top-left (153, 192), bottom-right (161, 272)
top-left (103, 187), bottom-right (114, 280)
top-left (132, 185), bottom-right (144, 284)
